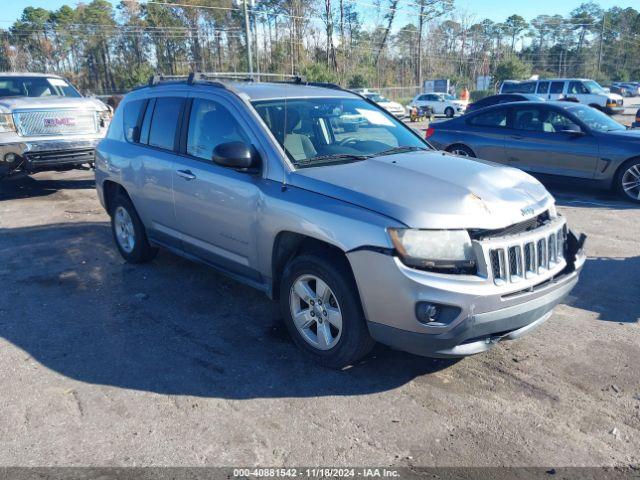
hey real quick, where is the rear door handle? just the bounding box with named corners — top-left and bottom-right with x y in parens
top-left (176, 169), bottom-right (196, 181)
top-left (510, 135), bottom-right (525, 140)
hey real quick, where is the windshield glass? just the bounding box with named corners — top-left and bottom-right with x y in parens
top-left (252, 97), bottom-right (429, 167)
top-left (0, 76), bottom-right (82, 98)
top-left (584, 80), bottom-right (606, 95)
top-left (566, 105), bottom-right (625, 132)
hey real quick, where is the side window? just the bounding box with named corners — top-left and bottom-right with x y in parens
top-left (537, 82), bottom-right (550, 94)
top-left (513, 107), bottom-right (573, 133)
top-left (520, 82), bottom-right (537, 93)
top-left (568, 81), bottom-right (589, 95)
top-left (550, 81), bottom-right (565, 94)
top-left (544, 109), bottom-right (581, 133)
top-left (186, 98), bottom-right (249, 161)
top-left (513, 107), bottom-right (546, 132)
top-left (123, 99), bottom-right (146, 143)
top-left (468, 108), bottom-right (508, 128)
top-left (148, 97), bottom-right (183, 151)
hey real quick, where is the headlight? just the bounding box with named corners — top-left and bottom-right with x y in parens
top-left (0, 113), bottom-right (16, 133)
top-left (388, 228), bottom-right (476, 272)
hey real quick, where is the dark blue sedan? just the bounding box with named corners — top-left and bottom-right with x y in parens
top-left (426, 101), bottom-right (640, 202)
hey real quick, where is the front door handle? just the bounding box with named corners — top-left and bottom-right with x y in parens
top-left (510, 135), bottom-right (525, 140)
top-left (176, 169), bottom-right (196, 181)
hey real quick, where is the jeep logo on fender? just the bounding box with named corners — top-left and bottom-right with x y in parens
top-left (44, 117), bottom-right (76, 127)
top-left (521, 206), bottom-right (535, 217)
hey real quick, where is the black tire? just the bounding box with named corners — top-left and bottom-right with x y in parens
top-left (279, 252), bottom-right (375, 369)
top-left (446, 144), bottom-right (476, 158)
top-left (110, 193), bottom-right (158, 263)
top-left (445, 107), bottom-right (455, 118)
top-left (614, 158), bottom-right (640, 203)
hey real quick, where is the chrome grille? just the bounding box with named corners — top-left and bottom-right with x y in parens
top-left (485, 218), bottom-right (567, 285)
top-left (13, 110), bottom-right (98, 136)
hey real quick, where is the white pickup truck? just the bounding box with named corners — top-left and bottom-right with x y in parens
top-left (0, 72), bottom-right (111, 178)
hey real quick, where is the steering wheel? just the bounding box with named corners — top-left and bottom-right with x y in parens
top-left (337, 137), bottom-right (360, 147)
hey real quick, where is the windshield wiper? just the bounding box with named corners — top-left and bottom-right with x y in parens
top-left (374, 145), bottom-right (430, 157)
top-left (295, 153), bottom-right (370, 167)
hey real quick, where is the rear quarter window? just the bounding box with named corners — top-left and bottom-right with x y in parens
top-left (123, 99), bottom-right (147, 143)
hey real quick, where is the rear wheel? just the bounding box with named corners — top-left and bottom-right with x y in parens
top-left (280, 253), bottom-right (374, 369)
top-left (445, 106), bottom-right (455, 118)
top-left (446, 144), bottom-right (476, 158)
top-left (110, 193), bottom-right (158, 262)
top-left (616, 159), bottom-right (640, 203)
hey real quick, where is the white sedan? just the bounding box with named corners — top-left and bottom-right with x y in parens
top-left (410, 92), bottom-right (467, 118)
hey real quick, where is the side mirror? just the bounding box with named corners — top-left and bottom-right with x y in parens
top-left (212, 142), bottom-right (259, 170)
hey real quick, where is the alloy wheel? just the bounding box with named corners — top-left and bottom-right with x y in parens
top-left (621, 163), bottom-right (640, 200)
top-left (289, 274), bottom-right (343, 350)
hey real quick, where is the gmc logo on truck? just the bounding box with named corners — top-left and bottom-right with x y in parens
top-left (44, 117), bottom-right (76, 127)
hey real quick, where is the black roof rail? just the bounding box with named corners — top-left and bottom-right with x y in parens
top-left (141, 71), bottom-right (350, 93)
top-left (304, 81), bottom-right (343, 90)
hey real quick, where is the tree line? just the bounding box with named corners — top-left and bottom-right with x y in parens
top-left (0, 0), bottom-right (638, 96)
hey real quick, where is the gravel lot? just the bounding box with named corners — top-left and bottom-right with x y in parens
top-left (0, 156), bottom-right (639, 466)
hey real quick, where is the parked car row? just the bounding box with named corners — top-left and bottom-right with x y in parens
top-left (611, 81), bottom-right (640, 97)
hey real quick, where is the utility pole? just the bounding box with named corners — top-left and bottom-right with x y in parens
top-left (251, 0), bottom-right (260, 79)
top-left (243, 0), bottom-right (254, 78)
top-left (597, 13), bottom-right (605, 75)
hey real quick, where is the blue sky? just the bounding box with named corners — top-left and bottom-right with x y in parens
top-left (1, 0), bottom-right (638, 25)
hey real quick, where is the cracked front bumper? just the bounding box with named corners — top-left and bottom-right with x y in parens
top-left (347, 231), bottom-right (586, 358)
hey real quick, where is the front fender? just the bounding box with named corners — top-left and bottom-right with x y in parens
top-left (255, 181), bottom-right (403, 282)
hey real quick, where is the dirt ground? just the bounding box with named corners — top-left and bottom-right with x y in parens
top-left (0, 165), bottom-right (639, 467)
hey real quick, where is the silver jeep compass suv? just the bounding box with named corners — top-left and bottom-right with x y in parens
top-left (95, 74), bottom-right (586, 368)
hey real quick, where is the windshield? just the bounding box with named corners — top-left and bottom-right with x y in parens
top-left (0, 76), bottom-right (82, 98)
top-left (252, 97), bottom-right (429, 167)
top-left (584, 80), bottom-right (606, 95)
top-left (566, 105), bottom-right (625, 132)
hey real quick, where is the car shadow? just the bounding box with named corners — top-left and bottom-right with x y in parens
top-left (0, 221), bottom-right (457, 399)
top-left (0, 172), bottom-right (95, 201)
top-left (565, 255), bottom-right (640, 324)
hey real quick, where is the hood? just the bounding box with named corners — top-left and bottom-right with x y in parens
top-left (290, 151), bottom-right (553, 229)
top-left (607, 92), bottom-right (623, 100)
top-left (0, 96), bottom-right (108, 113)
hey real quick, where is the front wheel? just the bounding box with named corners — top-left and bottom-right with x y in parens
top-left (280, 253), bottom-right (375, 369)
top-left (445, 107), bottom-right (455, 118)
top-left (616, 159), bottom-right (640, 203)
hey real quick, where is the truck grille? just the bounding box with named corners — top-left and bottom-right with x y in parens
top-left (481, 218), bottom-right (567, 285)
top-left (14, 110), bottom-right (98, 136)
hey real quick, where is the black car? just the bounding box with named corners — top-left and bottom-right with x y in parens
top-left (426, 101), bottom-right (640, 202)
top-left (465, 93), bottom-right (543, 113)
